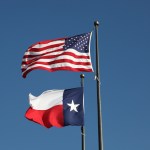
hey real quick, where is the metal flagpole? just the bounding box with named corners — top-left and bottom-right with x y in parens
top-left (94, 21), bottom-right (104, 150)
top-left (80, 74), bottom-right (85, 150)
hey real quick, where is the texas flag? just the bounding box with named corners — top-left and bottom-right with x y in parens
top-left (25, 87), bottom-right (84, 128)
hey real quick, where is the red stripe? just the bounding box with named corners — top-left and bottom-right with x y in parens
top-left (28, 43), bottom-right (64, 52)
top-left (23, 48), bottom-right (63, 59)
top-left (22, 66), bottom-right (93, 78)
top-left (22, 51), bottom-right (90, 65)
top-left (28, 38), bottom-right (65, 48)
top-left (25, 105), bottom-right (64, 128)
top-left (22, 59), bottom-right (92, 71)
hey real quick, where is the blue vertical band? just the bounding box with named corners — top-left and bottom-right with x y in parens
top-left (63, 87), bottom-right (84, 126)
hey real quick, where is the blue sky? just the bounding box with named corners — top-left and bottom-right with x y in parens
top-left (0, 0), bottom-right (150, 150)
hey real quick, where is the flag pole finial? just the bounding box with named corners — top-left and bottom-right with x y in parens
top-left (94, 21), bottom-right (99, 26)
top-left (80, 74), bottom-right (85, 79)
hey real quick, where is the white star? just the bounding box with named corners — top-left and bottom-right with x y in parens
top-left (67, 100), bottom-right (80, 112)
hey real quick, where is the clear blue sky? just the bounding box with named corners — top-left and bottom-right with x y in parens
top-left (0, 0), bottom-right (150, 150)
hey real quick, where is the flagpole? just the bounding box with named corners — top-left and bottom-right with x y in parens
top-left (94, 21), bottom-right (104, 150)
top-left (80, 74), bottom-right (85, 150)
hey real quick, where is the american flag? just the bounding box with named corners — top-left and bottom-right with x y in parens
top-left (21, 32), bottom-right (93, 78)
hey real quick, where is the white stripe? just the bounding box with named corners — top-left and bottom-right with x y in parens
top-left (25, 45), bottom-right (64, 55)
top-left (26, 56), bottom-right (91, 63)
top-left (30, 40), bottom-right (65, 49)
top-left (21, 55), bottom-right (91, 69)
top-left (29, 90), bottom-right (64, 110)
top-left (23, 49), bottom-right (90, 62)
top-left (22, 63), bottom-right (93, 74)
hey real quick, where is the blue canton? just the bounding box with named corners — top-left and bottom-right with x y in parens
top-left (63, 87), bottom-right (84, 126)
top-left (63, 33), bottom-right (91, 53)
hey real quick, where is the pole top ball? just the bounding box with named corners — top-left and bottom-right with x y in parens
top-left (80, 74), bottom-right (85, 78)
top-left (94, 21), bottom-right (99, 26)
